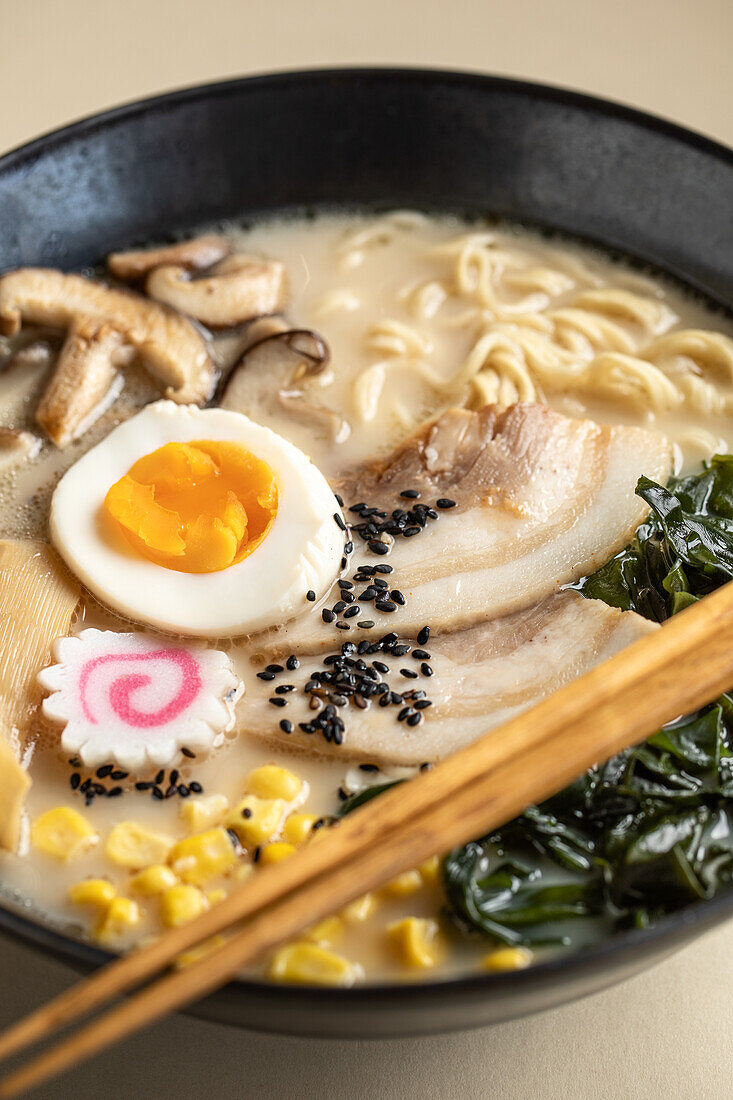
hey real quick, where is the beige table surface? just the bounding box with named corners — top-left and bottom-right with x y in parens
top-left (1, 1), bottom-right (732, 1097)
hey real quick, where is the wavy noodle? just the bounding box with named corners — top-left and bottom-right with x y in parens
top-left (333, 219), bottom-right (733, 458)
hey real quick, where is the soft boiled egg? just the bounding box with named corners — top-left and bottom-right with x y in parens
top-left (50, 401), bottom-right (345, 636)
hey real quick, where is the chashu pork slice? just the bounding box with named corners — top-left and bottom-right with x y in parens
top-left (237, 590), bottom-right (657, 765)
top-left (253, 403), bottom-right (672, 659)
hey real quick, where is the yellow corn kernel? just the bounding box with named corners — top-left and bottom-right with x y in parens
top-left (382, 869), bottom-right (423, 897)
top-left (159, 883), bottom-right (209, 928)
top-left (246, 765), bottom-right (303, 802)
top-left (283, 813), bottom-right (317, 846)
top-left (268, 942), bottom-right (360, 987)
top-left (387, 917), bottom-right (445, 969)
top-left (419, 856), bottom-right (441, 887)
top-left (305, 915), bottom-right (343, 946)
top-left (31, 807), bottom-right (98, 861)
top-left (105, 822), bottom-right (173, 869)
top-left (130, 864), bottom-right (179, 897)
top-left (482, 946), bottom-right (534, 972)
top-left (168, 828), bottom-right (237, 885)
top-left (226, 796), bottom-right (285, 847)
top-left (96, 897), bottom-right (140, 945)
top-left (206, 888), bottom-right (227, 906)
top-left (341, 893), bottom-right (376, 923)
top-left (259, 842), bottom-right (297, 865)
top-left (176, 934), bottom-right (227, 969)
top-left (69, 879), bottom-right (116, 910)
top-left (180, 793), bottom-right (229, 833)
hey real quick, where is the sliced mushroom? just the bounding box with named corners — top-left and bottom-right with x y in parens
top-left (107, 234), bottom-right (232, 282)
top-left (35, 321), bottom-right (126, 448)
top-left (146, 254), bottom-right (287, 328)
top-left (221, 321), bottom-right (349, 441)
top-left (0, 427), bottom-right (41, 471)
top-left (0, 269), bottom-right (215, 428)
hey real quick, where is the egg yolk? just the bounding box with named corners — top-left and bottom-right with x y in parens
top-left (104, 441), bottom-right (278, 573)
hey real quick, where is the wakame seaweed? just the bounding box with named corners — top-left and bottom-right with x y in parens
top-left (440, 456), bottom-right (733, 947)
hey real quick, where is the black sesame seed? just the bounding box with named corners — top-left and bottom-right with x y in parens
top-left (412, 649), bottom-right (431, 660)
top-left (152, 787), bottom-right (164, 801)
top-left (333, 512), bottom-right (347, 531)
top-left (353, 694), bottom-right (368, 709)
top-left (375, 599), bottom-right (397, 613)
top-left (334, 493), bottom-right (344, 507)
top-left (111, 770), bottom-right (128, 781)
top-left (358, 620), bottom-right (375, 629)
top-left (407, 712), bottom-right (422, 726)
top-left (96, 764), bottom-right (112, 779)
top-left (390, 691), bottom-right (404, 704)
top-left (178, 785), bottom-right (191, 797)
top-left (280, 719), bottom-right (293, 733)
top-left (253, 846), bottom-right (262, 863)
top-left (275, 684), bottom-right (295, 694)
top-left (414, 699), bottom-right (432, 709)
top-left (436, 498), bottom-right (456, 509)
top-left (286, 654), bottom-right (299, 671)
top-left (189, 781), bottom-right (203, 794)
top-left (69, 757), bottom-right (82, 768)
top-left (398, 706), bottom-right (414, 721)
top-left (368, 540), bottom-right (390, 555)
top-left (417, 625), bottom-right (430, 645)
top-left (70, 773), bottom-right (81, 790)
top-left (165, 785), bottom-right (177, 799)
top-left (306, 589), bottom-right (316, 602)
top-left (257, 671), bottom-right (276, 681)
top-left (400, 489), bottom-right (420, 498)
top-left (181, 747), bottom-right (196, 759)
top-left (242, 807), bottom-right (253, 818)
top-left (107, 786), bottom-right (123, 798)
top-left (400, 668), bottom-right (419, 679)
top-left (374, 563), bottom-right (393, 573)
top-left (154, 770), bottom-right (165, 785)
top-left (341, 590), bottom-right (355, 603)
top-left (344, 541), bottom-right (354, 555)
top-left (373, 578), bottom-right (389, 589)
top-left (391, 590), bottom-right (405, 605)
top-left (373, 661), bottom-right (389, 673)
top-left (338, 579), bottom-right (354, 590)
top-left (269, 696), bottom-right (287, 707)
top-left (378, 694), bottom-right (391, 707)
top-left (344, 605), bottom-right (360, 618)
top-left (336, 621), bottom-right (350, 630)
top-left (135, 781), bottom-right (152, 791)
top-left (392, 644), bottom-right (410, 656)
top-left (359, 763), bottom-right (379, 772)
top-left (421, 663), bottom-right (434, 677)
top-left (332, 600), bottom-right (347, 614)
top-left (266, 664), bottom-right (284, 674)
top-left (322, 609), bottom-right (336, 623)
top-left (403, 526), bottom-right (421, 537)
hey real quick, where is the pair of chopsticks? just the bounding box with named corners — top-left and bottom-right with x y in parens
top-left (3, 582), bottom-right (733, 1096)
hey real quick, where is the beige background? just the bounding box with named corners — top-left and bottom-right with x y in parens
top-left (1, 1), bottom-right (732, 1097)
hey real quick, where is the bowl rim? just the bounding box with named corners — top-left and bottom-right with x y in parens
top-left (1, 65), bottom-right (732, 1011)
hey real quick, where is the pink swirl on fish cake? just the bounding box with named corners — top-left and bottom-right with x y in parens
top-left (79, 649), bottom-right (202, 729)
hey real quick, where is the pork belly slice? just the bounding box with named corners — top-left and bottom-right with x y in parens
top-left (254, 403), bottom-right (672, 658)
top-left (237, 591), bottom-right (657, 766)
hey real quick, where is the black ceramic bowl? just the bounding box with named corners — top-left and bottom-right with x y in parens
top-left (1, 69), bottom-right (732, 1039)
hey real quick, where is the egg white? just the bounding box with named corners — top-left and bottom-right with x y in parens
top-left (50, 401), bottom-right (344, 637)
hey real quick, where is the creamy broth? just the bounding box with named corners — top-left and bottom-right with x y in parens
top-left (0, 212), bottom-right (732, 984)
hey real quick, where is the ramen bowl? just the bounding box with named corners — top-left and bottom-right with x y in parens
top-left (0, 68), bottom-right (731, 1038)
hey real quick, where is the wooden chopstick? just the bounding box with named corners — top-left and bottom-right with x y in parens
top-left (3, 580), bottom-right (733, 1097)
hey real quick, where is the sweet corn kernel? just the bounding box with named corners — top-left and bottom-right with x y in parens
top-left (130, 864), bottom-right (179, 897)
top-left (246, 765), bottom-right (303, 802)
top-left (175, 934), bottom-right (227, 969)
top-left (305, 916), bottom-right (343, 946)
top-left (105, 822), bottom-right (173, 869)
top-left (382, 869), bottom-right (423, 897)
top-left (341, 893), bottom-right (376, 923)
top-left (180, 793), bottom-right (229, 834)
top-left (31, 807), bottom-right (98, 861)
top-left (69, 879), bottom-right (116, 909)
top-left (482, 946), bottom-right (534, 972)
top-left (206, 889), bottom-right (227, 906)
top-left (259, 842), bottom-right (297, 865)
top-left (169, 828), bottom-right (237, 885)
top-left (418, 856), bottom-right (441, 887)
top-left (96, 897), bottom-right (140, 945)
top-left (268, 942), bottom-right (360, 987)
top-left (387, 917), bottom-right (445, 969)
top-left (226, 796), bottom-right (285, 847)
top-left (283, 813), bottom-right (317, 846)
top-left (159, 884), bottom-right (209, 928)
